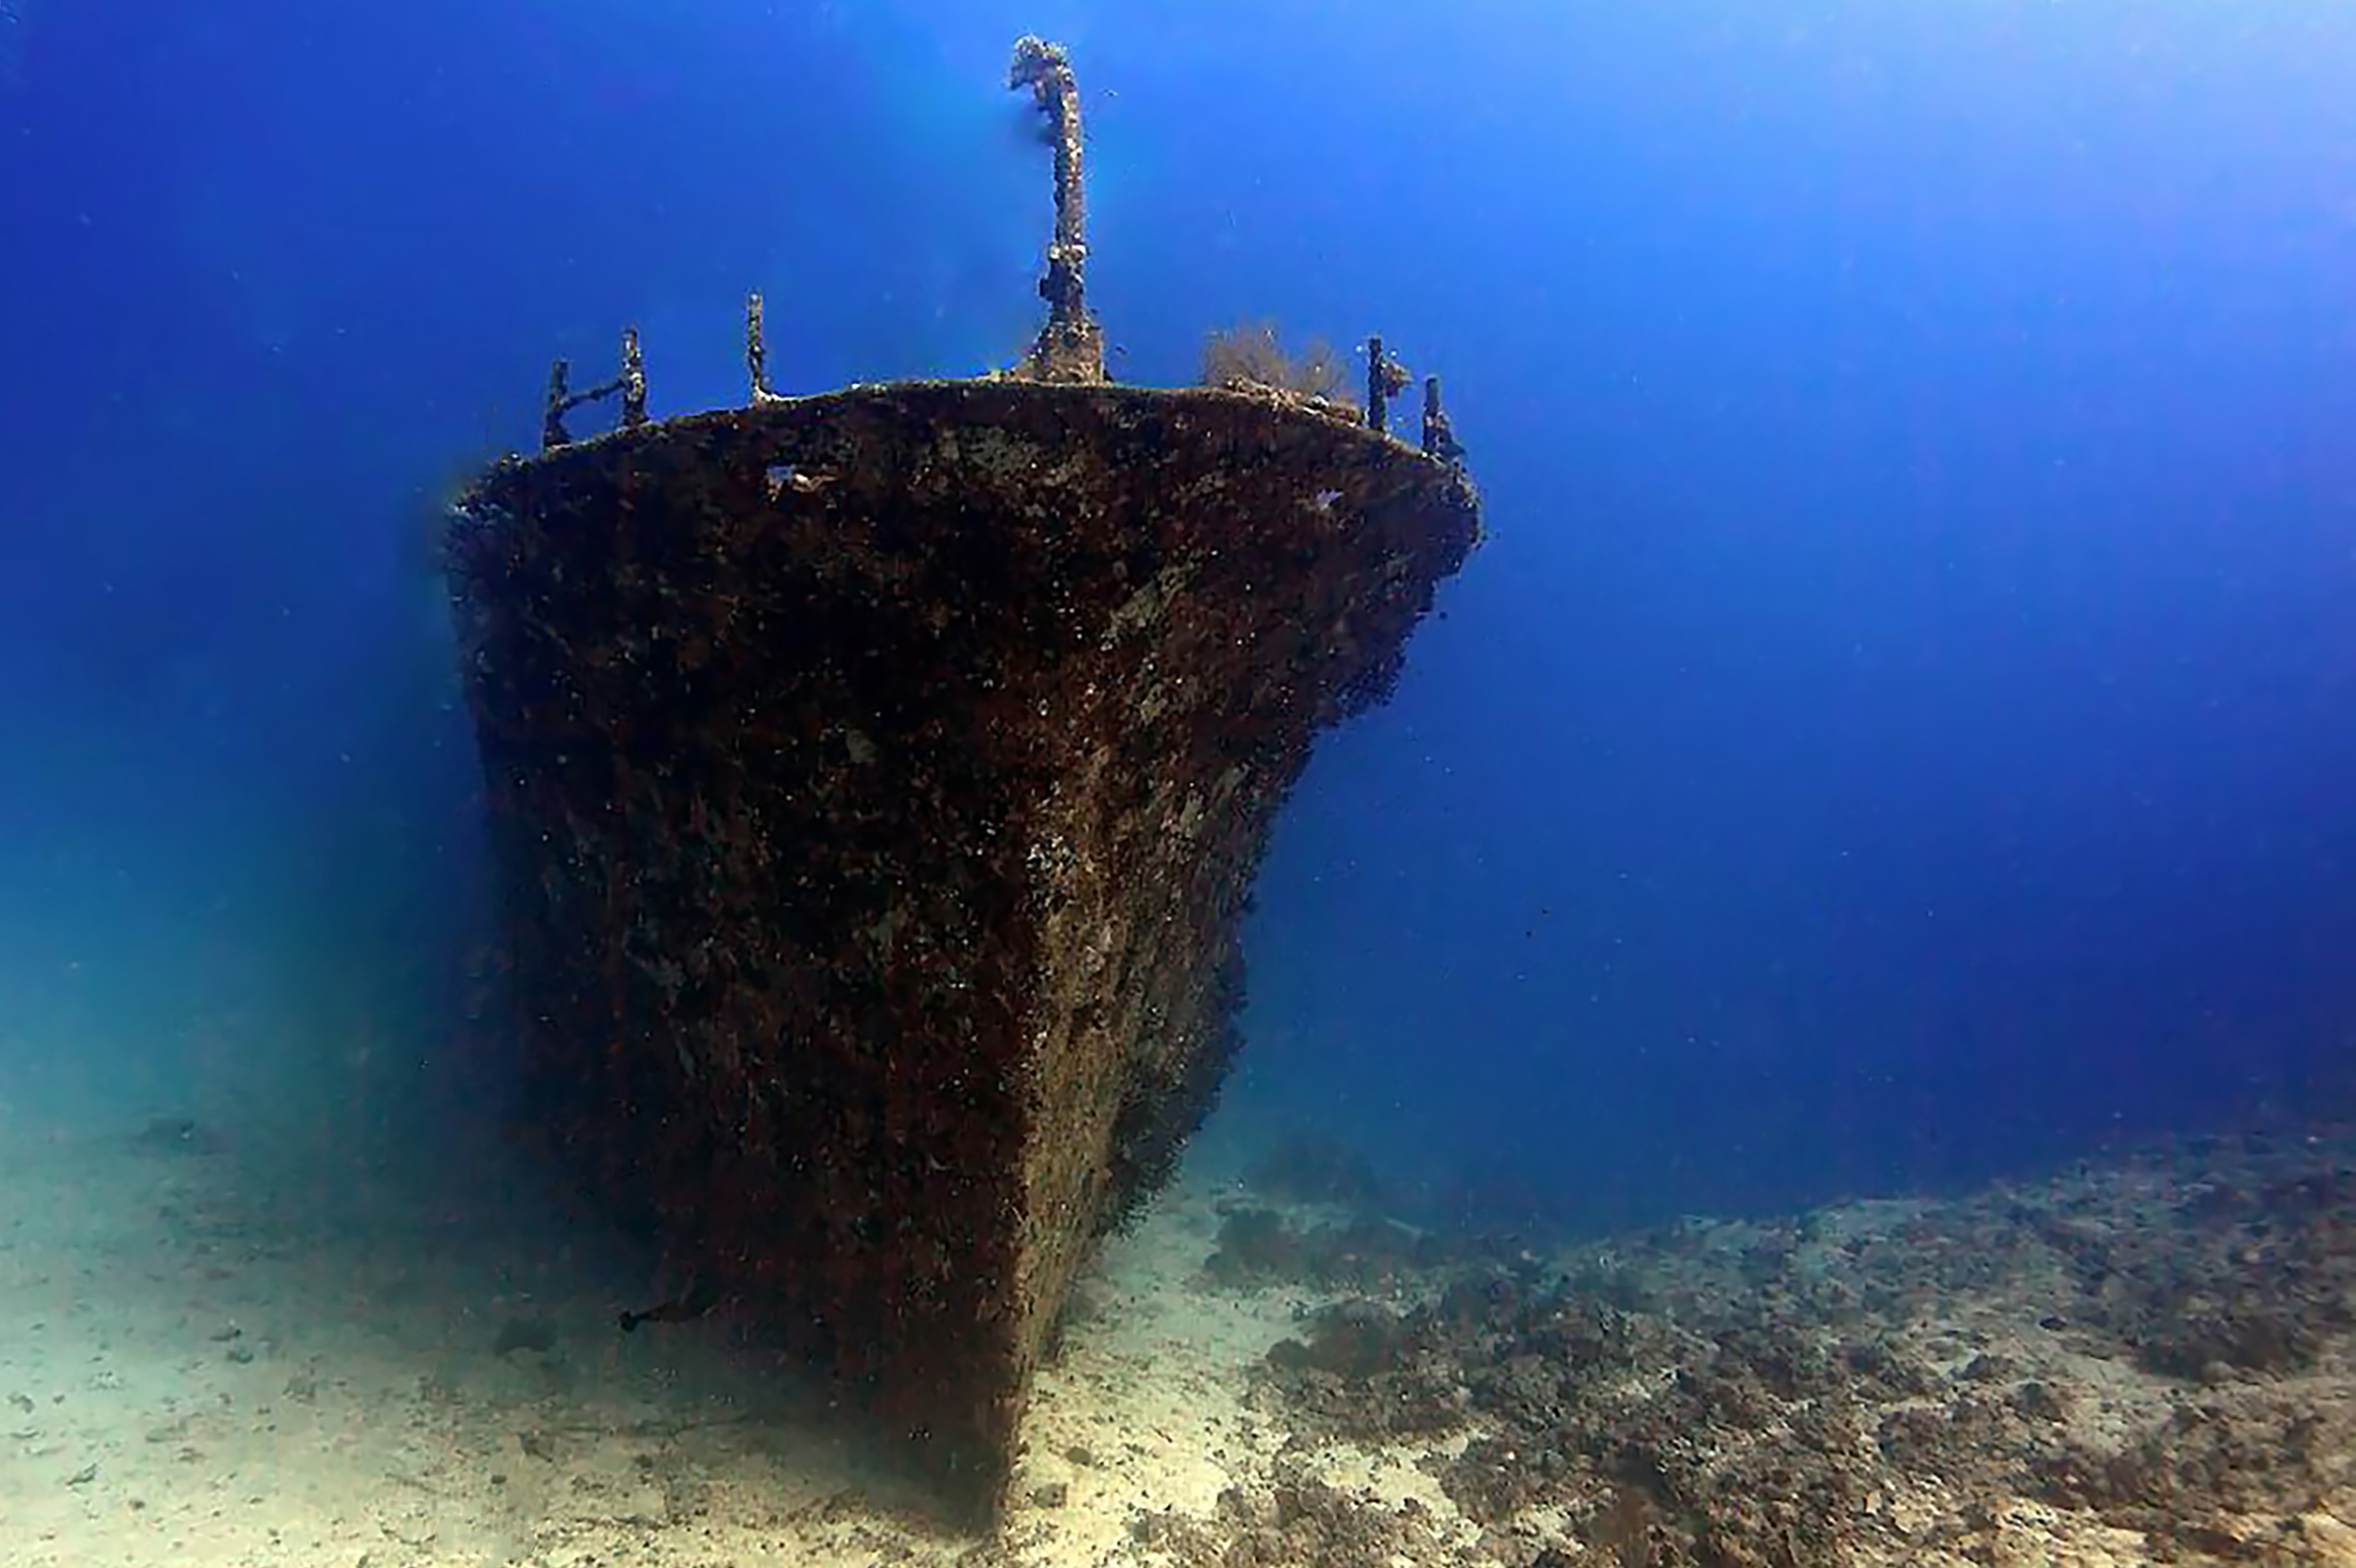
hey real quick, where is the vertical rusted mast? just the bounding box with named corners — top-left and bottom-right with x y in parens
top-left (1009, 36), bottom-right (1105, 384)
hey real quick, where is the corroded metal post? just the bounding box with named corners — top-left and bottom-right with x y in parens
top-left (1422, 374), bottom-right (1465, 464)
top-left (1367, 335), bottom-right (1409, 432)
top-left (619, 327), bottom-right (648, 430)
top-left (1009, 36), bottom-right (1104, 383)
top-left (746, 293), bottom-right (783, 403)
top-left (542, 358), bottom-right (573, 449)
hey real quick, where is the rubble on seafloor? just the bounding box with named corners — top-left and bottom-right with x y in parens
top-left (1151, 1120), bottom-right (2356, 1567)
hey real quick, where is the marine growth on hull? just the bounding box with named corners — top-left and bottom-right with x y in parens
top-left (445, 35), bottom-right (1480, 1524)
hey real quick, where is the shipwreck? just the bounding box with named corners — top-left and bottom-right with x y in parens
top-left (446, 36), bottom-right (1481, 1524)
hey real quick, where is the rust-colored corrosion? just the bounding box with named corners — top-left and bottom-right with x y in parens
top-left (445, 36), bottom-right (1480, 1528)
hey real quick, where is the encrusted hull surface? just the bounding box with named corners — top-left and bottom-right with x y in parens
top-left (449, 379), bottom-right (1478, 1519)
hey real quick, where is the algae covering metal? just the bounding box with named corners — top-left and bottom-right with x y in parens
top-left (444, 37), bottom-right (1480, 1526)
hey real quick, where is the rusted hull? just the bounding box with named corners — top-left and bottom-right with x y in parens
top-left (448, 378), bottom-right (1478, 1520)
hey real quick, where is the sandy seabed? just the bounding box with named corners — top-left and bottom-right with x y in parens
top-left (2, 1083), bottom-right (2352, 1567)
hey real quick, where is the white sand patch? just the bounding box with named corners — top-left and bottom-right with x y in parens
top-left (0, 1106), bottom-right (1437, 1567)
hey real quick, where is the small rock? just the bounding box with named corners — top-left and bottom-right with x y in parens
top-left (1960, 1352), bottom-right (2014, 1383)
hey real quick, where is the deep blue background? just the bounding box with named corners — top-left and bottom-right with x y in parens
top-left (2, 2), bottom-right (2350, 1228)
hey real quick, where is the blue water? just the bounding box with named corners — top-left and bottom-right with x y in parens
top-left (2, 1), bottom-right (2350, 1234)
